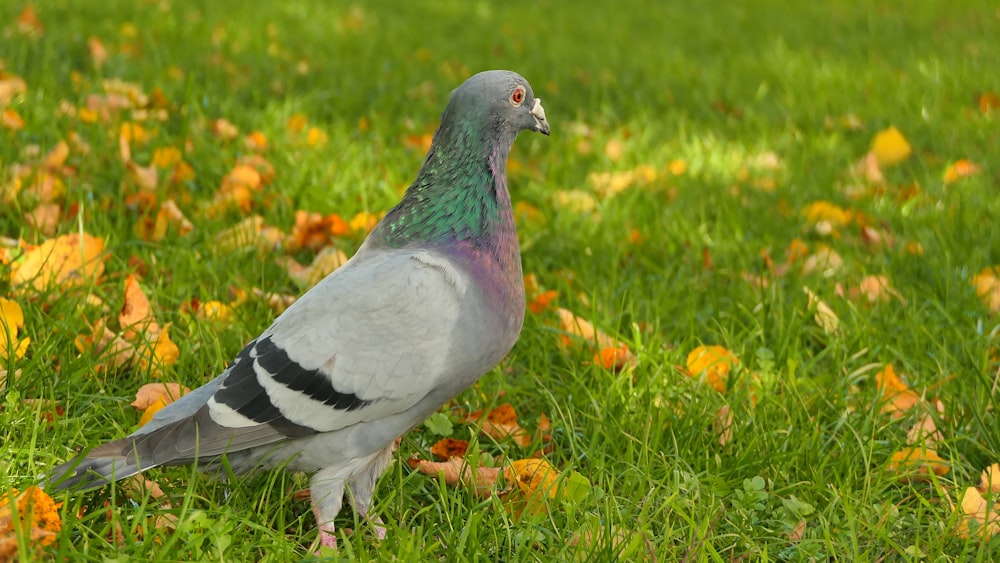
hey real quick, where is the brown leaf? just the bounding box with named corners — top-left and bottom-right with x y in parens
top-left (414, 458), bottom-right (500, 498)
top-left (119, 274), bottom-right (158, 339)
top-left (430, 438), bottom-right (469, 460)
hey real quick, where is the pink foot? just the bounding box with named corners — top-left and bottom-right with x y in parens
top-left (314, 506), bottom-right (337, 550)
top-left (370, 515), bottom-right (387, 541)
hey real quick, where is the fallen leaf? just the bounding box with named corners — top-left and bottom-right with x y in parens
top-left (978, 92), bottom-right (1000, 114)
top-left (870, 126), bottom-right (911, 167)
top-left (280, 246), bottom-right (349, 288)
top-left (685, 345), bottom-right (740, 393)
top-left (980, 463), bottom-right (1000, 494)
top-left (413, 458), bottom-right (500, 498)
top-left (800, 246), bottom-right (843, 277)
top-left (0, 486), bottom-right (62, 559)
top-left (131, 382), bottom-right (191, 410)
top-left (943, 159), bottom-right (981, 184)
top-left (554, 190), bottom-right (597, 213)
top-left (715, 404), bottom-right (734, 446)
top-left (430, 438), bottom-right (469, 460)
top-left (954, 486), bottom-right (1000, 539)
top-left (971, 267), bottom-right (1000, 314)
top-left (10, 233), bottom-right (106, 292)
top-left (137, 324), bottom-right (180, 377)
top-left (803, 286), bottom-right (839, 334)
top-left (556, 308), bottom-right (616, 349)
top-left (471, 404), bottom-right (531, 447)
top-left (119, 274), bottom-right (158, 339)
top-left (528, 290), bottom-right (558, 315)
top-left (0, 298), bottom-right (30, 361)
top-left (593, 344), bottom-right (636, 372)
top-left (876, 364), bottom-right (921, 418)
top-left (857, 275), bottom-right (905, 304)
top-left (886, 447), bottom-right (949, 481)
top-left (1, 108), bottom-right (24, 130)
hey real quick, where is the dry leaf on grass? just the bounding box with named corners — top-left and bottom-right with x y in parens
top-left (0, 486), bottom-right (62, 558)
top-left (876, 364), bottom-right (921, 418)
top-left (10, 233), bottom-right (106, 292)
top-left (886, 447), bottom-right (949, 481)
top-left (684, 345), bottom-right (740, 393)
top-left (468, 404), bottom-right (531, 447)
top-left (412, 457), bottom-right (500, 498)
top-left (430, 438), bottom-right (469, 460)
top-left (803, 286), bottom-right (839, 334)
top-left (0, 298), bottom-right (30, 361)
top-left (971, 267), bottom-right (1000, 315)
top-left (954, 486), bottom-right (1000, 539)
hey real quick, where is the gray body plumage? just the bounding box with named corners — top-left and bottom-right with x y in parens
top-left (46, 69), bottom-right (549, 548)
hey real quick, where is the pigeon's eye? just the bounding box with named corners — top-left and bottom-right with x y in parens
top-left (510, 87), bottom-right (525, 107)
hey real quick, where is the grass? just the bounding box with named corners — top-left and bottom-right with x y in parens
top-left (2, 0), bottom-right (999, 560)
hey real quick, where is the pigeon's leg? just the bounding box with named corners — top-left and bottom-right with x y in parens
top-left (309, 469), bottom-right (347, 550)
top-left (346, 440), bottom-right (399, 541)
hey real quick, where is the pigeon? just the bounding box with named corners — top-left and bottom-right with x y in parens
top-left (46, 69), bottom-right (550, 549)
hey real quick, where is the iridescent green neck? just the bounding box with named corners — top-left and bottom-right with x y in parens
top-left (375, 125), bottom-right (514, 249)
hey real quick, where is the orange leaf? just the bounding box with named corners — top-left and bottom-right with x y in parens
top-left (119, 274), bottom-right (157, 339)
top-left (971, 267), bottom-right (1000, 315)
top-left (1, 108), bottom-right (24, 130)
top-left (876, 364), bottom-right (921, 418)
top-left (886, 447), bottom-right (949, 481)
top-left (0, 486), bottom-right (61, 557)
top-left (430, 438), bottom-right (469, 460)
top-left (43, 140), bottom-right (70, 171)
top-left (593, 344), bottom-right (636, 371)
top-left (10, 232), bottom-right (106, 292)
top-left (943, 159), bottom-right (981, 184)
top-left (413, 458), bottom-right (500, 498)
top-left (528, 290), bottom-right (558, 314)
top-left (685, 345), bottom-right (740, 393)
top-left (979, 92), bottom-right (1000, 114)
top-left (503, 459), bottom-right (560, 516)
top-left (131, 382), bottom-right (190, 410)
top-left (556, 308), bottom-right (615, 349)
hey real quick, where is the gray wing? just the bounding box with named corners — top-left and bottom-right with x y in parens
top-left (47, 248), bottom-right (472, 490)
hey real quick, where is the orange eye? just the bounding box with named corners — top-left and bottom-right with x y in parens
top-left (511, 87), bottom-right (525, 106)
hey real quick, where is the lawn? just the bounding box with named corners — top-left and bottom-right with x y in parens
top-left (2, 0), bottom-right (999, 560)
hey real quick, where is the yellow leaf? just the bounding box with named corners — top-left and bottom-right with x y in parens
top-left (980, 463), bottom-right (1000, 494)
top-left (11, 233), bottom-right (106, 292)
top-left (954, 486), bottom-right (1000, 538)
top-left (685, 345), bottom-right (739, 393)
top-left (131, 382), bottom-right (190, 410)
top-left (305, 127), bottom-right (328, 146)
top-left (971, 267), bottom-right (1000, 315)
top-left (137, 398), bottom-right (166, 426)
top-left (152, 147), bottom-right (183, 169)
top-left (870, 126), bottom-right (911, 166)
top-left (503, 459), bottom-right (560, 515)
top-left (554, 189), bottom-right (597, 212)
top-left (0, 298), bottom-right (29, 360)
top-left (196, 300), bottom-right (234, 323)
top-left (138, 323), bottom-right (179, 377)
top-left (667, 159), bottom-right (686, 176)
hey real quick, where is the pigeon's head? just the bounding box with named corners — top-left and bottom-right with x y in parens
top-left (446, 70), bottom-right (550, 139)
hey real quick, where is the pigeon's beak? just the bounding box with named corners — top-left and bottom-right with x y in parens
top-left (529, 98), bottom-right (550, 136)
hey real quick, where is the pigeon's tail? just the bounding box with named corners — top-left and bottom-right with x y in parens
top-left (44, 438), bottom-right (156, 491)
